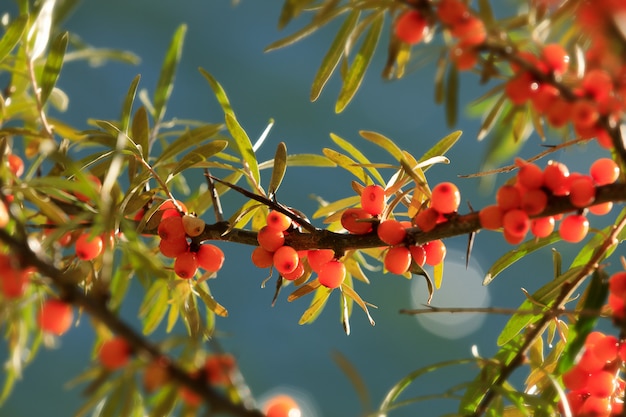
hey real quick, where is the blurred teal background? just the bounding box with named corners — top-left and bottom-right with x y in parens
top-left (1, 1), bottom-right (618, 417)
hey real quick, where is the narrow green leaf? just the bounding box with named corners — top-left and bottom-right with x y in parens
top-left (266, 6), bottom-right (347, 52)
top-left (310, 10), bottom-right (360, 101)
top-left (154, 24), bottom-right (187, 123)
top-left (335, 13), bottom-right (383, 113)
top-left (166, 140), bottom-right (229, 181)
top-left (496, 266), bottom-right (586, 346)
top-left (198, 68), bottom-right (234, 117)
top-left (149, 386), bottom-right (178, 417)
top-left (225, 113), bottom-right (260, 184)
top-left (322, 148), bottom-right (367, 182)
top-left (258, 153), bottom-right (337, 170)
top-left (331, 351), bottom-right (372, 413)
top-left (277, 0), bottom-right (315, 29)
top-left (434, 51), bottom-right (446, 104)
top-left (154, 124), bottom-right (223, 165)
top-left (477, 94), bottom-right (507, 141)
top-left (379, 358), bottom-right (478, 417)
top-left (288, 280), bottom-right (321, 302)
top-left (139, 280), bottom-right (169, 335)
top-left (417, 130), bottom-right (462, 168)
top-left (445, 63), bottom-right (459, 127)
top-left (0, 15), bottom-right (27, 63)
top-left (483, 232), bottom-right (562, 285)
top-left (268, 142), bottom-right (287, 197)
top-left (299, 285), bottom-right (332, 325)
top-left (330, 133), bottom-right (385, 185)
top-left (120, 75), bottom-right (141, 134)
top-left (196, 284), bottom-right (229, 317)
top-left (166, 293), bottom-right (180, 333)
top-left (131, 106), bottom-right (150, 160)
top-left (40, 32), bottom-right (68, 105)
top-left (341, 285), bottom-right (375, 326)
top-left (359, 130), bottom-right (404, 161)
top-left (433, 260), bottom-right (444, 289)
top-left (477, 0), bottom-right (496, 26)
top-left (64, 48), bottom-right (141, 66)
top-left (312, 195), bottom-right (360, 219)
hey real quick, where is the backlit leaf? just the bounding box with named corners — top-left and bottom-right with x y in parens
top-left (341, 284), bottom-right (375, 326)
top-left (483, 232), bottom-right (562, 285)
top-left (139, 280), bottom-right (169, 335)
top-left (268, 141), bottom-right (287, 197)
top-left (359, 130), bottom-right (404, 161)
top-left (0, 15), bottom-right (27, 63)
top-left (154, 124), bottom-right (223, 165)
top-left (120, 75), bottom-right (141, 134)
top-left (335, 12), bottom-right (383, 113)
top-left (445, 63), bottom-right (459, 127)
top-left (299, 285), bottom-right (332, 324)
top-left (311, 10), bottom-right (360, 101)
top-left (417, 130), bottom-right (462, 169)
top-left (288, 280), bottom-right (321, 302)
top-left (330, 132), bottom-right (385, 185)
top-left (131, 106), bottom-right (150, 160)
top-left (166, 140), bottom-right (229, 181)
top-left (154, 24), bottom-right (186, 123)
top-left (196, 284), bottom-right (229, 317)
top-left (40, 32), bottom-right (68, 105)
top-left (258, 153), bottom-right (337, 170)
top-left (225, 113), bottom-right (260, 185)
top-left (322, 148), bottom-right (367, 182)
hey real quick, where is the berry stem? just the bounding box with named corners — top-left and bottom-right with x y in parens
top-left (204, 168), bottom-right (225, 223)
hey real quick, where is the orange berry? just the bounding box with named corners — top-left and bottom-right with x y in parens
top-left (159, 199), bottom-right (187, 214)
top-left (531, 83), bottom-right (560, 113)
top-left (99, 337), bottom-right (131, 370)
top-left (159, 237), bottom-right (189, 258)
top-left (571, 99), bottom-right (599, 131)
top-left (515, 159), bottom-right (543, 189)
top-left (496, 184), bottom-right (521, 211)
top-left (502, 209), bottom-right (530, 237)
top-left (196, 244), bottom-right (225, 272)
top-left (543, 161), bottom-right (570, 195)
top-left (590, 158), bottom-right (620, 185)
top-left (0, 200), bottom-right (8, 228)
top-left (251, 246), bottom-right (274, 269)
top-left (257, 226), bottom-right (285, 252)
top-left (38, 299), bottom-right (73, 335)
top-left (263, 394), bottom-right (301, 417)
top-left (282, 261), bottom-right (305, 281)
top-left (591, 334), bottom-right (619, 363)
top-left (179, 382), bottom-right (202, 407)
top-left (609, 271), bottom-right (626, 298)
top-left (307, 249), bottom-right (335, 273)
top-left (568, 175), bottom-right (596, 208)
top-left (273, 246), bottom-right (299, 275)
top-left (541, 43), bottom-right (569, 75)
top-left (530, 216), bottom-right (555, 238)
top-left (143, 358), bottom-right (170, 393)
top-left (7, 154), bottom-right (24, 177)
top-left (205, 354), bottom-right (236, 385)
top-left (75, 233), bottom-right (104, 261)
top-left (587, 371), bottom-right (617, 398)
top-left (451, 16), bottom-right (486, 46)
top-left (437, 0), bottom-right (469, 25)
top-left (520, 189), bottom-right (548, 215)
top-left (360, 184), bottom-right (386, 216)
top-left (394, 10), bottom-right (428, 45)
top-left (559, 214), bottom-right (589, 243)
top-left (562, 366), bottom-right (590, 391)
top-left (478, 204), bottom-right (503, 230)
top-left (430, 182), bottom-right (461, 214)
top-left (377, 219), bottom-right (407, 245)
top-left (505, 73), bottom-right (535, 105)
top-left (582, 69), bottom-right (613, 104)
top-left (341, 208), bottom-right (374, 234)
top-left (409, 245), bottom-right (426, 267)
top-left (545, 98), bottom-right (572, 128)
top-left (174, 251), bottom-right (198, 279)
top-left (158, 216), bottom-right (186, 241)
top-left (384, 246), bottom-right (412, 275)
top-left (266, 211), bottom-right (292, 232)
top-left (423, 240), bottom-right (446, 266)
top-left (318, 260), bottom-right (346, 289)
top-left (415, 207), bottom-right (439, 232)
top-left (450, 44), bottom-right (478, 70)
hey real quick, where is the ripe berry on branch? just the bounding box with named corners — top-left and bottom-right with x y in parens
top-left (318, 260), bottom-right (346, 289)
top-left (38, 299), bottom-right (73, 335)
top-left (360, 184), bottom-right (386, 216)
top-left (394, 10), bottom-right (428, 45)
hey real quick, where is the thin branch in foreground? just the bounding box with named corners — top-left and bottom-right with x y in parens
top-left (399, 305), bottom-right (609, 318)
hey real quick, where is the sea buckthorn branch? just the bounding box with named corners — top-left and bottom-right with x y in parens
top-left (180, 182), bottom-right (626, 251)
top-left (468, 213), bottom-right (626, 417)
top-left (0, 226), bottom-right (265, 417)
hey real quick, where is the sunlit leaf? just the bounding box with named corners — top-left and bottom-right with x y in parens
top-left (311, 10), bottom-right (360, 101)
top-left (154, 124), bottom-right (223, 165)
top-left (433, 260), bottom-right (444, 289)
top-left (0, 15), bottom-right (27, 63)
top-left (312, 195), bottom-right (360, 219)
top-left (166, 140), bottom-right (229, 181)
top-left (154, 24), bottom-right (186, 123)
top-left (268, 142), bottom-right (287, 197)
top-left (266, 6), bottom-right (347, 51)
top-left (330, 133), bottom-right (385, 185)
top-left (417, 130), bottom-right (462, 168)
top-left (497, 266), bottom-right (586, 346)
top-left (331, 351), bottom-right (372, 413)
top-left (139, 280), bottom-right (170, 335)
top-left (40, 32), bottom-right (68, 105)
top-left (277, 0), bottom-right (315, 29)
top-left (299, 285), bottom-right (332, 324)
top-left (336, 12), bottom-right (383, 113)
top-left (64, 48), bottom-right (141, 66)
top-left (258, 153), bottom-right (337, 170)
top-left (341, 284), bottom-right (375, 326)
top-left (477, 95), bottom-right (507, 141)
top-left (322, 148), bottom-right (367, 182)
top-left (120, 75), bottom-right (141, 134)
top-left (483, 232), bottom-right (562, 285)
top-left (288, 280), bottom-right (321, 302)
top-left (359, 130), bottom-right (404, 161)
top-left (196, 284), bottom-right (229, 317)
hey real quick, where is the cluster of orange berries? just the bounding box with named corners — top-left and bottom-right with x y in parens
top-left (394, 0), bottom-right (487, 70)
top-left (341, 183), bottom-right (450, 276)
top-left (561, 330), bottom-right (625, 416)
top-left (156, 201), bottom-right (225, 279)
top-left (478, 157), bottom-right (620, 244)
top-left (251, 211), bottom-right (348, 289)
